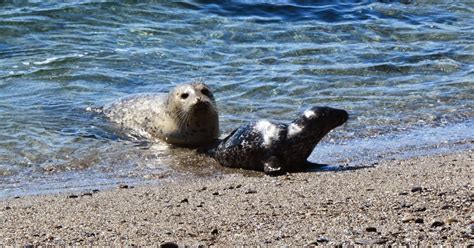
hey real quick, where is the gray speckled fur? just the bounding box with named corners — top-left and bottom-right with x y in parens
top-left (103, 82), bottom-right (219, 147)
top-left (209, 106), bottom-right (348, 175)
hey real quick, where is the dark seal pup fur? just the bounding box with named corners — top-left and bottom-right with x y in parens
top-left (208, 106), bottom-right (348, 175)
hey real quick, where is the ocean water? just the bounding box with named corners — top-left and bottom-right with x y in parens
top-left (0, 1), bottom-right (473, 198)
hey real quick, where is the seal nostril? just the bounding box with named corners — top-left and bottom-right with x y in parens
top-left (201, 88), bottom-right (210, 96)
top-left (181, 93), bottom-right (189, 100)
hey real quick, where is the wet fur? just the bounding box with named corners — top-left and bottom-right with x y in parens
top-left (103, 82), bottom-right (219, 147)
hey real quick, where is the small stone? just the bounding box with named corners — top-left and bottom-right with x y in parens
top-left (92, 189), bottom-right (100, 193)
top-left (355, 238), bottom-right (388, 245)
top-left (118, 184), bottom-right (129, 189)
top-left (468, 223), bottom-right (474, 233)
top-left (399, 192), bottom-right (408, 195)
top-left (411, 186), bottom-right (423, 193)
top-left (414, 206), bottom-right (426, 212)
top-left (245, 189), bottom-right (257, 194)
top-left (81, 192), bottom-right (93, 197)
top-left (211, 228), bottom-right (219, 235)
top-left (445, 218), bottom-right (458, 224)
top-left (67, 194), bottom-right (78, 199)
top-left (212, 192), bottom-right (219, 196)
top-left (180, 198), bottom-right (189, 203)
top-left (431, 220), bottom-right (444, 228)
top-left (143, 174), bottom-right (153, 180)
top-left (316, 237), bottom-right (330, 243)
top-left (365, 227), bottom-right (377, 232)
top-left (441, 204), bottom-right (452, 209)
top-left (5, 206), bottom-right (11, 210)
top-left (54, 225), bottom-right (63, 229)
top-left (402, 216), bottom-right (415, 223)
top-left (236, 184), bottom-right (242, 188)
top-left (415, 218), bottom-right (424, 224)
top-left (160, 242), bottom-right (179, 248)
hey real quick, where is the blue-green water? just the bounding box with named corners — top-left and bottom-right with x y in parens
top-left (1, 1), bottom-right (473, 198)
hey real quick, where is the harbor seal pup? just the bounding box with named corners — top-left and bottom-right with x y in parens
top-left (208, 106), bottom-right (348, 175)
top-left (103, 82), bottom-right (219, 147)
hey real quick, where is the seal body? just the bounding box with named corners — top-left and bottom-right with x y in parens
top-left (209, 106), bottom-right (348, 175)
top-left (104, 82), bottom-right (219, 147)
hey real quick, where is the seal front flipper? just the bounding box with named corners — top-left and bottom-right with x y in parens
top-left (263, 156), bottom-right (285, 176)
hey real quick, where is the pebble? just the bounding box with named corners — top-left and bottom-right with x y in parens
top-left (365, 227), bottom-right (377, 232)
top-left (316, 237), bottom-right (330, 243)
top-left (160, 242), bottom-right (179, 248)
top-left (414, 206), bottom-right (426, 212)
top-left (402, 216), bottom-right (415, 223)
top-left (354, 238), bottom-right (388, 245)
top-left (431, 220), bottom-right (444, 228)
top-left (5, 206), bottom-right (11, 210)
top-left (415, 218), bottom-right (424, 224)
top-left (180, 198), bottom-right (189, 203)
top-left (118, 184), bottom-right (129, 189)
top-left (245, 189), bottom-right (257, 194)
top-left (212, 192), bottom-right (219, 196)
top-left (67, 194), bottom-right (78, 199)
top-left (411, 186), bottom-right (423, 193)
top-left (211, 228), bottom-right (219, 235)
top-left (445, 218), bottom-right (458, 224)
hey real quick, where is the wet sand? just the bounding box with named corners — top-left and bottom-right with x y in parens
top-left (1, 150), bottom-right (473, 246)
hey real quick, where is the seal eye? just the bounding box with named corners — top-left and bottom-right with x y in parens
top-left (201, 88), bottom-right (210, 96)
top-left (180, 93), bottom-right (189, 100)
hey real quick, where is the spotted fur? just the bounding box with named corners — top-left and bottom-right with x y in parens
top-left (209, 106), bottom-right (348, 175)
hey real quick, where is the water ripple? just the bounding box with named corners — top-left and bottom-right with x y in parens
top-left (0, 0), bottom-right (473, 197)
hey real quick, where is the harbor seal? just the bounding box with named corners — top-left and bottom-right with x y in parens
top-left (208, 106), bottom-right (348, 175)
top-left (103, 82), bottom-right (219, 147)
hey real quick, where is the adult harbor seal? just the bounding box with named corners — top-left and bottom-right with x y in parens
top-left (208, 106), bottom-right (348, 175)
top-left (103, 82), bottom-right (219, 147)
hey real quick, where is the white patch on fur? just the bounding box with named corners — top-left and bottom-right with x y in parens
top-left (304, 109), bottom-right (315, 118)
top-left (255, 120), bottom-right (280, 147)
top-left (287, 123), bottom-right (303, 138)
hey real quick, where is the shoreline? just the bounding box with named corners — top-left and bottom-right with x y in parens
top-left (1, 150), bottom-right (473, 246)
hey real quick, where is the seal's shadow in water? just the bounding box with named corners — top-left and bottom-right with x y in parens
top-left (297, 161), bottom-right (375, 173)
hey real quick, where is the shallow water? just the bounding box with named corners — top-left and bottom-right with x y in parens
top-left (1, 1), bottom-right (473, 198)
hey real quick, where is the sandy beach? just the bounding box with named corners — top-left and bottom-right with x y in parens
top-left (1, 150), bottom-right (472, 246)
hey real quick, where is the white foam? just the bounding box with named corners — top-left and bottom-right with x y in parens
top-left (33, 57), bottom-right (59, 65)
top-left (287, 123), bottom-right (303, 138)
top-left (255, 120), bottom-right (280, 147)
